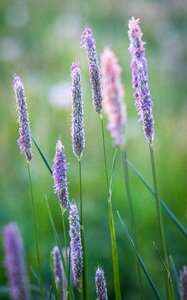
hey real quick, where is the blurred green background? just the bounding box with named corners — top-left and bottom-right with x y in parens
top-left (0, 0), bottom-right (187, 299)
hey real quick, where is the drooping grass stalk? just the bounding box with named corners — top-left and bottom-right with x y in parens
top-left (149, 145), bottom-right (173, 299)
top-left (126, 159), bottom-right (187, 238)
top-left (27, 162), bottom-right (44, 300)
top-left (78, 158), bottom-right (88, 300)
top-left (118, 212), bottom-right (161, 300)
top-left (100, 116), bottom-right (121, 300)
top-left (121, 148), bottom-right (144, 299)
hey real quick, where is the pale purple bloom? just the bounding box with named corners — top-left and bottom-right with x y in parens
top-left (71, 62), bottom-right (85, 159)
top-left (69, 204), bottom-right (83, 289)
top-left (81, 27), bottom-right (102, 114)
top-left (52, 140), bottom-right (70, 210)
top-left (13, 74), bottom-right (32, 161)
top-left (52, 246), bottom-right (66, 300)
top-left (95, 267), bottom-right (108, 300)
top-left (128, 17), bottom-right (154, 145)
top-left (179, 266), bottom-right (187, 300)
top-left (3, 223), bottom-right (30, 300)
top-left (101, 47), bottom-right (127, 146)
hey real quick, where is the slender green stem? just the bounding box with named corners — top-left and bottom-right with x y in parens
top-left (149, 145), bottom-right (173, 299)
top-left (100, 115), bottom-right (121, 300)
top-left (78, 158), bottom-right (88, 300)
top-left (27, 162), bottom-right (44, 300)
top-left (100, 115), bottom-right (109, 192)
top-left (121, 148), bottom-right (144, 300)
top-left (62, 212), bottom-right (69, 300)
top-left (79, 159), bottom-right (83, 226)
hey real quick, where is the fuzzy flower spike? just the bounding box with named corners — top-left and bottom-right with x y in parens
top-left (128, 17), bottom-right (154, 145)
top-left (71, 62), bottom-right (85, 159)
top-left (69, 203), bottom-right (83, 289)
top-left (179, 266), bottom-right (187, 300)
top-left (101, 48), bottom-right (127, 147)
top-left (52, 246), bottom-right (66, 299)
top-left (3, 223), bottom-right (30, 300)
top-left (95, 267), bottom-right (108, 300)
top-left (13, 75), bottom-right (32, 161)
top-left (52, 140), bottom-right (70, 210)
top-left (81, 27), bottom-right (103, 114)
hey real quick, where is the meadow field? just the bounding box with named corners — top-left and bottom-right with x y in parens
top-left (0, 0), bottom-right (186, 299)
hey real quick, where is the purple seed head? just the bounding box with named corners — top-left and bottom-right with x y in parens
top-left (95, 267), bottom-right (108, 300)
top-left (69, 203), bottom-right (83, 289)
top-left (179, 266), bottom-right (187, 300)
top-left (128, 17), bottom-right (154, 145)
top-left (52, 246), bottom-right (66, 299)
top-left (3, 223), bottom-right (30, 300)
top-left (52, 140), bottom-right (70, 210)
top-left (101, 47), bottom-right (127, 147)
top-left (13, 75), bottom-right (32, 161)
top-left (71, 62), bottom-right (85, 159)
top-left (81, 27), bottom-right (103, 114)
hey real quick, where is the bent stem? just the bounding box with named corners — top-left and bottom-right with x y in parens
top-left (27, 162), bottom-right (44, 300)
top-left (149, 145), bottom-right (173, 299)
top-left (78, 158), bottom-right (88, 300)
top-left (100, 115), bottom-right (121, 300)
top-left (121, 148), bottom-right (144, 300)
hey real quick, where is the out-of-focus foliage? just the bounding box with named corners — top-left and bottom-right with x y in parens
top-left (0, 0), bottom-right (186, 299)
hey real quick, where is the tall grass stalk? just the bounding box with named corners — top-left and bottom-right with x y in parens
top-left (121, 148), bottom-right (144, 299)
top-left (27, 162), bottom-right (44, 300)
top-left (149, 145), bottom-right (173, 299)
top-left (78, 158), bottom-right (88, 300)
top-left (100, 115), bottom-right (121, 300)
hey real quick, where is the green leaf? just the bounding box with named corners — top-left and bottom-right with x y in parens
top-left (117, 212), bottom-right (161, 300)
top-left (127, 159), bottom-right (187, 238)
top-left (169, 256), bottom-right (180, 300)
top-left (107, 149), bottom-right (121, 300)
top-left (32, 136), bottom-right (52, 174)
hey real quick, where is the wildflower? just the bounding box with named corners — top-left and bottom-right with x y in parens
top-left (13, 75), bottom-right (32, 161)
top-left (3, 223), bottom-right (30, 300)
top-left (95, 267), bottom-right (108, 300)
top-left (81, 27), bottom-right (102, 114)
top-left (52, 140), bottom-right (70, 210)
top-left (52, 246), bottom-right (66, 299)
top-left (71, 62), bottom-right (85, 159)
top-left (128, 17), bottom-right (154, 144)
top-left (69, 203), bottom-right (83, 289)
top-left (179, 266), bottom-right (187, 300)
top-left (101, 47), bottom-right (127, 147)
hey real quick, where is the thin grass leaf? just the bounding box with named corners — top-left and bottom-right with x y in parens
top-left (109, 148), bottom-right (118, 195)
top-left (30, 266), bottom-right (40, 285)
top-left (46, 198), bottom-right (66, 274)
top-left (153, 241), bottom-right (168, 274)
top-left (48, 285), bottom-right (53, 300)
top-left (107, 149), bottom-right (121, 300)
top-left (127, 159), bottom-right (187, 238)
top-left (117, 212), bottom-right (161, 300)
top-left (46, 198), bottom-right (75, 300)
top-left (32, 136), bottom-right (52, 174)
top-left (50, 252), bottom-right (59, 300)
top-left (169, 256), bottom-right (180, 300)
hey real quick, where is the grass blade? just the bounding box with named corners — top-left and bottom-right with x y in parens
top-left (127, 159), bottom-right (187, 238)
top-left (108, 148), bottom-right (121, 300)
top-left (46, 198), bottom-right (75, 300)
top-left (169, 256), bottom-right (180, 300)
top-left (117, 212), bottom-right (161, 300)
top-left (32, 136), bottom-right (52, 174)
top-left (109, 148), bottom-right (118, 195)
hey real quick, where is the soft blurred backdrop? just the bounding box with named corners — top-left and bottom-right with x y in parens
top-left (0, 0), bottom-right (187, 299)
